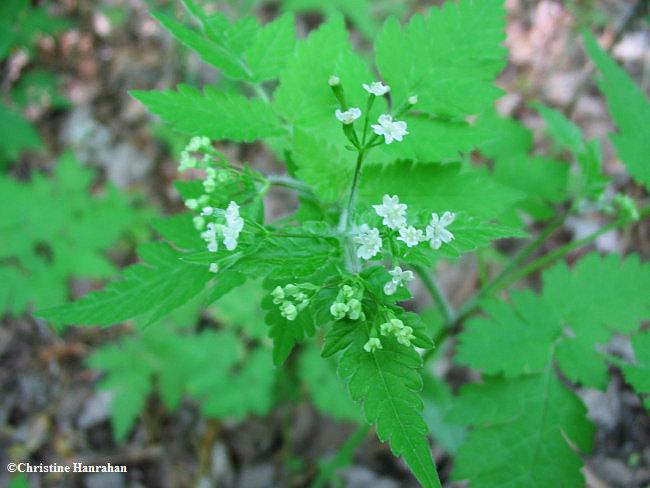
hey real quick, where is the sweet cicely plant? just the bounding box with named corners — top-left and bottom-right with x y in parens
top-left (39, 0), bottom-right (650, 487)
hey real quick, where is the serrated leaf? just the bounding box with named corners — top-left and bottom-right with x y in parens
top-left (457, 253), bottom-right (650, 389)
top-left (375, 0), bottom-right (506, 118)
top-left (37, 242), bottom-right (212, 327)
top-left (457, 291), bottom-right (561, 377)
top-left (274, 15), bottom-right (379, 139)
top-left (244, 13), bottom-right (295, 81)
top-left (379, 114), bottom-right (488, 163)
top-left (338, 333), bottom-right (441, 488)
top-left (291, 129), bottom-right (355, 202)
top-left (583, 30), bottom-right (650, 191)
top-left (152, 11), bottom-right (250, 79)
top-left (131, 85), bottom-right (284, 142)
top-left (449, 373), bottom-right (594, 488)
top-left (152, 213), bottom-right (205, 251)
top-left (188, 330), bottom-right (276, 419)
top-left (542, 253), bottom-right (650, 387)
top-left (358, 160), bottom-right (524, 221)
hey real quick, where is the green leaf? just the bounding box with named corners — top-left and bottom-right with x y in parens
top-left (264, 307), bottom-right (315, 365)
top-left (379, 114), bottom-right (488, 163)
top-left (457, 291), bottom-right (561, 377)
top-left (457, 253), bottom-right (650, 390)
top-left (152, 11), bottom-right (250, 79)
top-left (244, 13), bottom-right (295, 82)
top-left (493, 155), bottom-right (569, 221)
top-left (375, 0), bottom-right (506, 118)
top-left (274, 15), bottom-right (378, 136)
top-left (0, 152), bottom-right (148, 316)
top-left (583, 30), bottom-right (650, 191)
top-left (131, 85), bottom-right (284, 142)
top-left (339, 331), bottom-right (441, 488)
top-left (620, 331), bottom-right (650, 410)
top-left (476, 108), bottom-right (533, 160)
top-left (291, 129), bottom-right (355, 202)
top-left (187, 330), bottom-right (276, 419)
top-left (531, 102), bottom-right (584, 154)
top-left (358, 160), bottom-right (524, 221)
top-left (37, 242), bottom-right (212, 327)
top-left (542, 253), bottom-right (650, 387)
top-left (449, 373), bottom-right (594, 488)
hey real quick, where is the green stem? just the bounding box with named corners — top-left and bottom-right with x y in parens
top-left (310, 424), bottom-right (371, 488)
top-left (504, 206), bottom-right (650, 287)
top-left (270, 232), bottom-right (335, 239)
top-left (266, 174), bottom-right (314, 194)
top-left (412, 263), bottom-right (454, 325)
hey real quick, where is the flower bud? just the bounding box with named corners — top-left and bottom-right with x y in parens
top-left (328, 75), bottom-right (340, 86)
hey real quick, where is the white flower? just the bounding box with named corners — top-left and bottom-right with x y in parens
top-left (280, 301), bottom-right (298, 321)
top-left (222, 225), bottom-right (240, 251)
top-left (353, 225), bottom-right (382, 260)
top-left (201, 206), bottom-right (214, 217)
top-left (209, 263), bottom-right (219, 273)
top-left (426, 211), bottom-right (456, 250)
top-left (363, 337), bottom-right (382, 353)
top-left (395, 325), bottom-right (415, 346)
top-left (383, 266), bottom-right (415, 295)
top-left (373, 194), bottom-right (407, 230)
top-left (408, 94), bottom-right (418, 105)
top-left (363, 81), bottom-right (390, 96)
top-left (330, 302), bottom-right (349, 320)
top-left (397, 225), bottom-right (424, 247)
top-left (371, 114), bottom-right (408, 144)
top-left (204, 222), bottom-right (219, 252)
top-left (335, 107), bottom-right (361, 125)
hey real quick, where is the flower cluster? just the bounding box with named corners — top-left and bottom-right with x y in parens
top-left (330, 284), bottom-right (365, 321)
top-left (384, 266), bottom-right (415, 296)
top-left (331, 79), bottom-right (410, 145)
top-left (364, 194), bottom-right (457, 253)
top-left (380, 318), bottom-right (416, 347)
top-left (197, 201), bottom-right (244, 253)
top-left (271, 284), bottom-right (311, 321)
top-left (178, 136), bottom-right (211, 171)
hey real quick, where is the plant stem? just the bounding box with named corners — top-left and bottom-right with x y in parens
top-left (412, 263), bottom-right (454, 324)
top-left (310, 424), bottom-right (371, 488)
top-left (266, 174), bottom-right (314, 194)
top-left (504, 206), bottom-right (650, 287)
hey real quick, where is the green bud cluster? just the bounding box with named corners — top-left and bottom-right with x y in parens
top-left (271, 283), bottom-right (311, 321)
top-left (329, 284), bottom-right (365, 321)
top-left (380, 318), bottom-right (416, 347)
